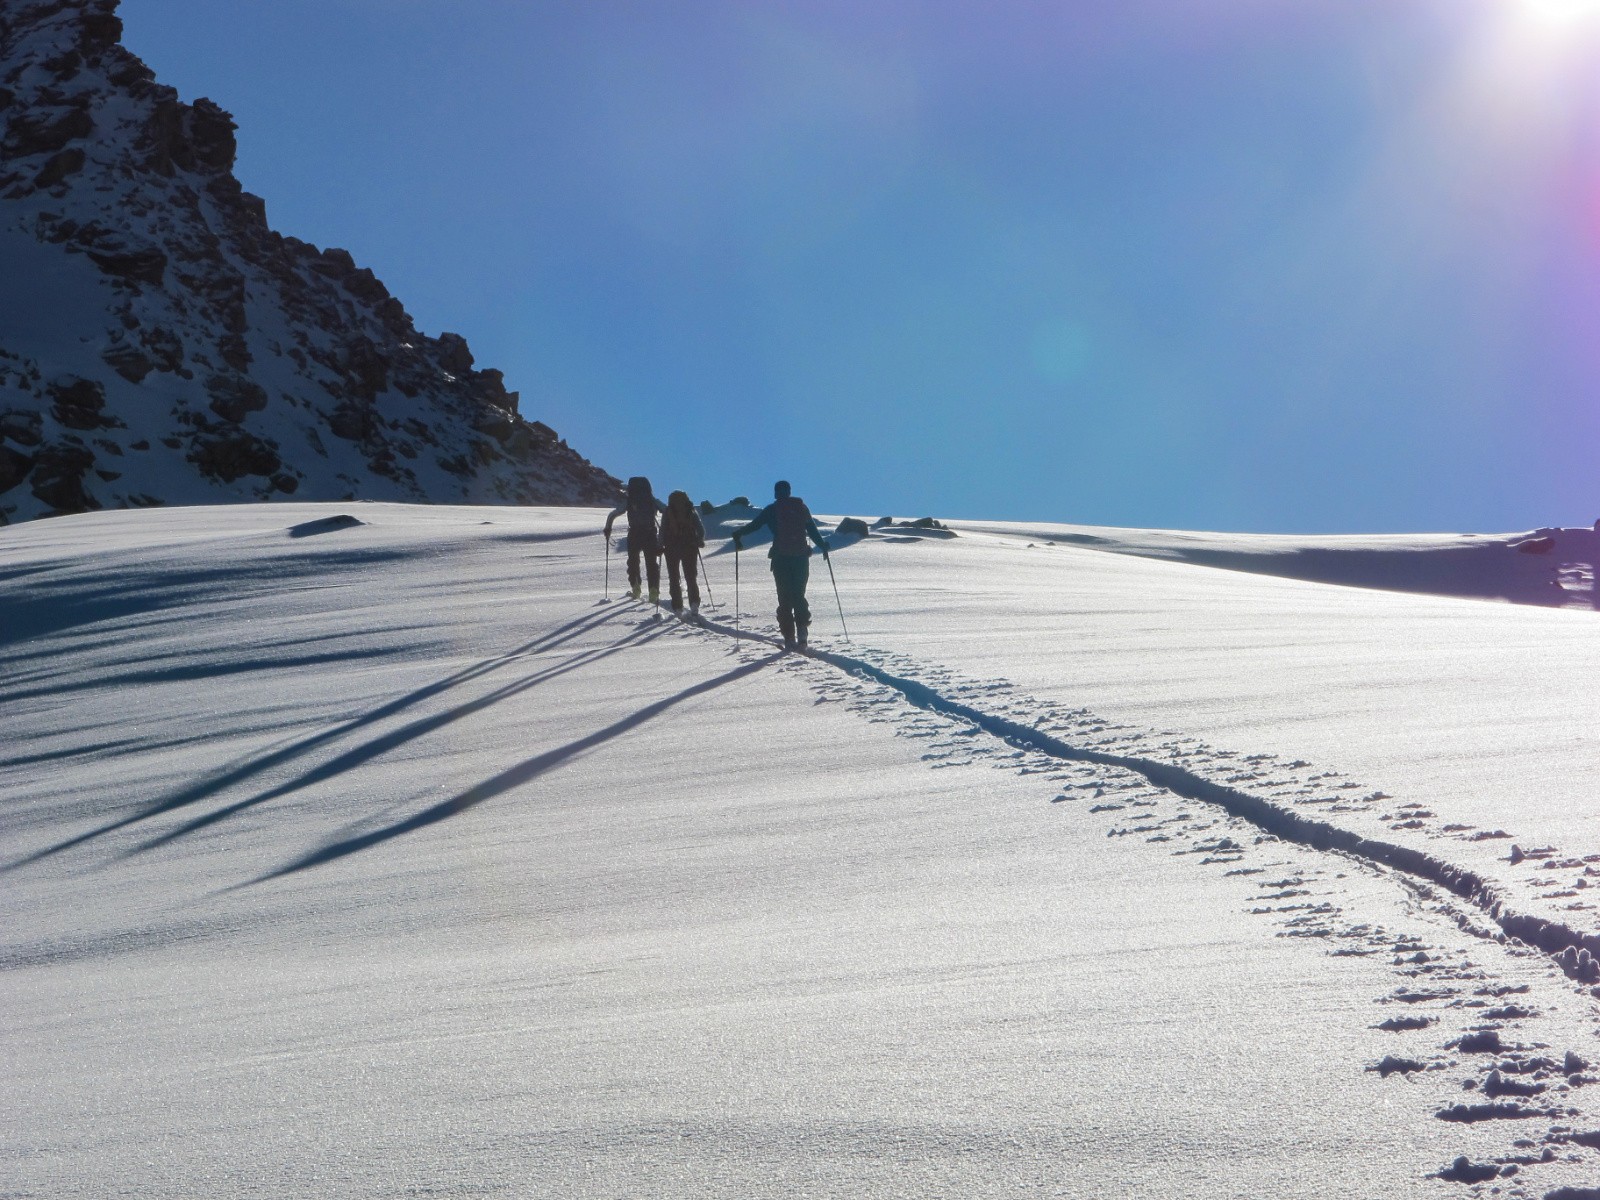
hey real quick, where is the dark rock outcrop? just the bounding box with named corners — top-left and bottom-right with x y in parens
top-left (46, 375), bottom-right (108, 429)
top-left (29, 441), bottom-right (96, 512)
top-left (188, 428), bottom-right (280, 483)
top-left (87, 244), bottom-right (166, 285)
top-left (205, 374), bottom-right (267, 423)
top-left (4, 104), bottom-right (92, 156)
top-left (1, 409), bottom-right (43, 446)
top-left (0, 443), bottom-right (33, 493)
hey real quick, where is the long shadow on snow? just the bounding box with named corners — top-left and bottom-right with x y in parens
top-left (0, 546), bottom-right (418, 650)
top-left (6, 604), bottom-right (630, 868)
top-left (130, 617), bottom-right (673, 855)
top-left (1, 608), bottom-right (210, 674)
top-left (0, 624), bottom-right (437, 696)
top-left (4, 705), bottom-right (346, 799)
top-left (0, 646), bottom-right (406, 706)
top-left (0, 735), bottom-right (153, 773)
top-left (246, 651), bottom-right (782, 884)
top-left (0, 561), bottom-right (69, 587)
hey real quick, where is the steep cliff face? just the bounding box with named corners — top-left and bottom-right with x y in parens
top-left (0, 0), bottom-right (619, 523)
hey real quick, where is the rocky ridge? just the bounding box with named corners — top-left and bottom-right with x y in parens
top-left (0, 0), bottom-right (619, 523)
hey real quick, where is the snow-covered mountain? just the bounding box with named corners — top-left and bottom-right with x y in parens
top-left (0, 0), bottom-right (619, 525)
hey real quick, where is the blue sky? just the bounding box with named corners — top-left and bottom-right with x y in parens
top-left (118, 0), bottom-right (1600, 531)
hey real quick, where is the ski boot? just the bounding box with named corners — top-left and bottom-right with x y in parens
top-left (796, 619), bottom-right (810, 650)
top-left (777, 610), bottom-right (797, 650)
top-left (629, 583), bottom-right (641, 601)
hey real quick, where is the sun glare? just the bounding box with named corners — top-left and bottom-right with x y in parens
top-left (1487, 0), bottom-right (1600, 97)
top-left (1520, 0), bottom-right (1600, 27)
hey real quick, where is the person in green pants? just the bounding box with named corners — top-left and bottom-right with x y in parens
top-left (731, 480), bottom-right (830, 649)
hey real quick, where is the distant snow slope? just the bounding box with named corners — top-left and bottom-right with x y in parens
top-left (0, 0), bottom-right (618, 525)
top-left (953, 519), bottom-right (1600, 611)
top-left (5, 503), bottom-right (1600, 1198)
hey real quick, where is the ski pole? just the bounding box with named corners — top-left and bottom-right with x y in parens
top-left (697, 549), bottom-right (715, 606)
top-left (604, 531), bottom-right (611, 599)
top-left (824, 550), bottom-right (849, 643)
top-left (734, 543), bottom-right (741, 639)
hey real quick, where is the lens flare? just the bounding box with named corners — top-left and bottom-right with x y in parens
top-left (1520, 0), bottom-right (1600, 27)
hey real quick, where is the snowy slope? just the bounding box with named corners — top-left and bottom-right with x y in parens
top-left (956, 519), bottom-right (1600, 611)
top-left (0, 0), bottom-right (618, 525)
top-left (847, 518), bottom-right (1600, 935)
top-left (5, 503), bottom-right (1600, 1198)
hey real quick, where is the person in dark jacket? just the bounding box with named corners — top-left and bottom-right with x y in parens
top-left (603, 476), bottom-right (668, 603)
top-left (731, 480), bottom-right (829, 649)
top-left (659, 490), bottom-right (706, 614)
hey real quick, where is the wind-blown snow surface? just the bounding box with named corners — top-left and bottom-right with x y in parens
top-left (5, 504), bottom-right (1600, 1198)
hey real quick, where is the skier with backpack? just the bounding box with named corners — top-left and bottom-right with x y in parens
top-left (603, 476), bottom-right (668, 604)
top-left (731, 480), bottom-right (830, 650)
top-left (659, 490), bottom-right (707, 616)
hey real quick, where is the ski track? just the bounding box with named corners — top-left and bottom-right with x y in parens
top-left (641, 601), bottom-right (1600, 1194)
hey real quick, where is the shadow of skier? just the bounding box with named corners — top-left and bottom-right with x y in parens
top-left (125, 617), bottom-right (675, 857)
top-left (244, 650), bottom-right (783, 885)
top-left (7, 604), bottom-right (632, 870)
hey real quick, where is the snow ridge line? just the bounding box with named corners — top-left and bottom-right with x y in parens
top-left (697, 615), bottom-right (1600, 978)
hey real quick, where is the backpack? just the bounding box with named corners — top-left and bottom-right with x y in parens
top-left (625, 476), bottom-right (658, 532)
top-left (770, 495), bottom-right (811, 556)
top-left (661, 491), bottom-right (704, 546)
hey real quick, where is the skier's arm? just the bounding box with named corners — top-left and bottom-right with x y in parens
top-left (730, 507), bottom-right (772, 548)
top-left (603, 504), bottom-right (625, 537)
top-left (807, 518), bottom-right (830, 555)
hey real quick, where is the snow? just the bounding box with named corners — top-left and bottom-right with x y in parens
top-left (851, 519), bottom-right (1600, 927)
top-left (4, 502), bottom-right (1600, 1197)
